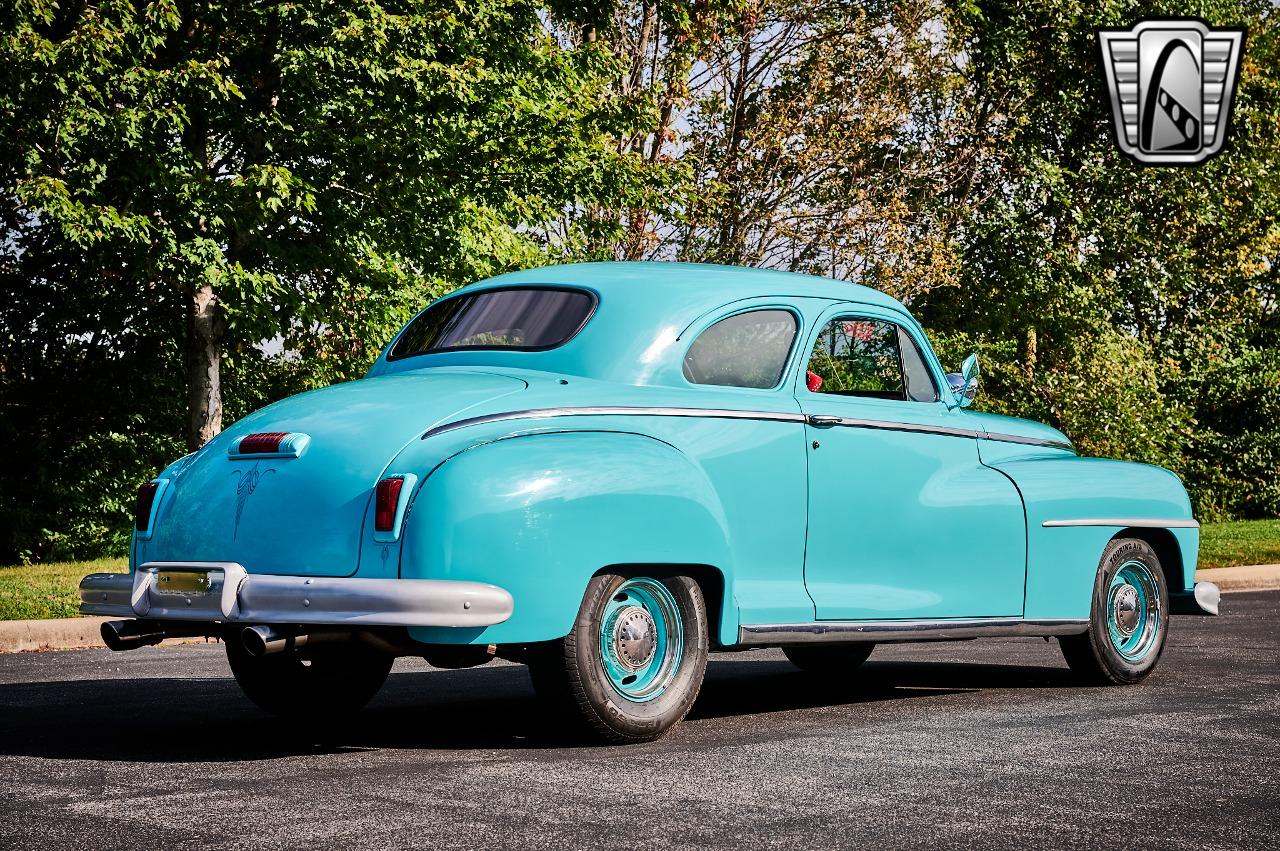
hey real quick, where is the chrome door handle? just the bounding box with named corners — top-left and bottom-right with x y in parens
top-left (808, 415), bottom-right (841, 428)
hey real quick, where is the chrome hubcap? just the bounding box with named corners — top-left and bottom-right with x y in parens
top-left (1106, 559), bottom-right (1163, 663)
top-left (1112, 583), bottom-right (1140, 635)
top-left (598, 577), bottom-right (684, 703)
top-left (613, 606), bottom-right (657, 670)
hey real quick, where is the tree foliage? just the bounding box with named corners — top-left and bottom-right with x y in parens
top-left (919, 0), bottom-right (1280, 518)
top-left (1, 0), bottom-right (1277, 560)
top-left (0, 0), bottom-right (666, 559)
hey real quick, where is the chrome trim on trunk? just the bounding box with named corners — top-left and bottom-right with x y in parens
top-left (421, 405), bottom-right (1074, 450)
top-left (1041, 518), bottom-right (1200, 529)
top-left (738, 617), bottom-right (1090, 645)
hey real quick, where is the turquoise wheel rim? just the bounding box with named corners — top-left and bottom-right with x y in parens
top-left (599, 577), bottom-right (684, 703)
top-left (1106, 559), bottom-right (1162, 663)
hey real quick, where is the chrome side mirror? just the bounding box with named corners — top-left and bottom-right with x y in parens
top-left (946, 353), bottom-right (980, 408)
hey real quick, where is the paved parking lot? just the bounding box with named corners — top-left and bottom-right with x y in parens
top-left (0, 592), bottom-right (1276, 850)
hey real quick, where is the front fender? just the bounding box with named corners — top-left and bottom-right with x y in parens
top-left (401, 430), bottom-right (734, 645)
top-left (982, 444), bottom-right (1197, 620)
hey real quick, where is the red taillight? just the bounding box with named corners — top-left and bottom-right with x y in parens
top-left (239, 432), bottom-right (288, 453)
top-left (135, 482), bottom-right (159, 532)
top-left (375, 478), bottom-right (405, 532)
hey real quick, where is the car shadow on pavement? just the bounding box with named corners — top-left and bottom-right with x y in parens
top-left (688, 657), bottom-right (1075, 721)
top-left (0, 656), bottom-right (1077, 762)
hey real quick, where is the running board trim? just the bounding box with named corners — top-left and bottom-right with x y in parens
top-left (737, 618), bottom-right (1090, 646)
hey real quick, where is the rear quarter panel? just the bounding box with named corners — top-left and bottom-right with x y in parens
top-left (393, 413), bottom-right (811, 647)
top-left (401, 430), bottom-right (729, 645)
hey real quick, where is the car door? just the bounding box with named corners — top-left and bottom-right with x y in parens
top-left (797, 307), bottom-right (1026, 620)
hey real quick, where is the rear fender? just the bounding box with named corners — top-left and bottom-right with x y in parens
top-left (400, 430), bottom-right (736, 646)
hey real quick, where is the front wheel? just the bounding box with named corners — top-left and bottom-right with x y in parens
top-left (1059, 537), bottom-right (1169, 685)
top-left (527, 573), bottom-right (709, 744)
top-left (225, 635), bottom-right (394, 718)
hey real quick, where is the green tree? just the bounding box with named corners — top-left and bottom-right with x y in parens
top-left (2, 0), bottom-right (660, 447)
top-left (0, 0), bottom-right (665, 559)
top-left (920, 0), bottom-right (1280, 516)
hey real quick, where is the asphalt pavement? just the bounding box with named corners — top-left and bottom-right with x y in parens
top-left (1, 592), bottom-right (1277, 850)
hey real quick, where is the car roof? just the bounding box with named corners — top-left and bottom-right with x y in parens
top-left (467, 261), bottom-right (905, 314)
top-left (371, 261), bottom-right (918, 385)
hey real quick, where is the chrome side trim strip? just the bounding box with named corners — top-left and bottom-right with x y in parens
top-left (422, 404), bottom-right (1075, 450)
top-left (422, 406), bottom-right (807, 439)
top-left (1041, 517), bottom-right (1200, 529)
top-left (983, 431), bottom-right (1075, 451)
top-left (738, 617), bottom-right (1090, 645)
top-left (819, 416), bottom-right (1073, 450)
top-left (809, 414), bottom-right (982, 440)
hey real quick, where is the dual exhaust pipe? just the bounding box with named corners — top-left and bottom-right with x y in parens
top-left (100, 619), bottom-right (212, 652)
top-left (240, 624), bottom-right (354, 657)
top-left (101, 620), bottom-right (408, 657)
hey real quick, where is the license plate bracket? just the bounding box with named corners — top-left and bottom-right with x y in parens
top-left (134, 562), bottom-right (247, 621)
top-left (153, 570), bottom-right (214, 595)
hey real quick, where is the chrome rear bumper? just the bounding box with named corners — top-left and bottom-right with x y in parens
top-left (79, 562), bottom-right (513, 627)
top-left (1170, 580), bottom-right (1220, 616)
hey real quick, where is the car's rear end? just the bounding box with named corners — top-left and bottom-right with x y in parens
top-left (79, 369), bottom-right (531, 648)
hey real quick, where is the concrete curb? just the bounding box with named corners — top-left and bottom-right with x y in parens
top-left (2, 565), bottom-right (1278, 653)
top-left (1196, 564), bottom-right (1280, 594)
top-left (0, 616), bottom-right (111, 653)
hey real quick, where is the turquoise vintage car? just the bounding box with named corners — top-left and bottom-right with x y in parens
top-left (81, 261), bottom-right (1219, 742)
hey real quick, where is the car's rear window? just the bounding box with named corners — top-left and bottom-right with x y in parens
top-left (389, 287), bottom-right (596, 359)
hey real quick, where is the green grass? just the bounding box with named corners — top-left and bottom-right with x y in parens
top-left (1198, 519), bottom-right (1280, 570)
top-left (0, 519), bottom-right (1276, 619)
top-left (0, 558), bottom-right (126, 620)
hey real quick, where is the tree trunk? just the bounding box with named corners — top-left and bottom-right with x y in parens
top-left (715, 25), bottom-right (754, 262)
top-left (186, 284), bottom-right (225, 451)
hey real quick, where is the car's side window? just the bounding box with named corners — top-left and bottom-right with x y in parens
top-left (683, 309), bottom-right (798, 389)
top-left (897, 327), bottom-right (940, 403)
top-left (805, 317), bottom-right (938, 402)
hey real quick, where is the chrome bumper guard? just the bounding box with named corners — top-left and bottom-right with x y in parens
top-left (1170, 580), bottom-right (1220, 616)
top-left (79, 562), bottom-right (514, 627)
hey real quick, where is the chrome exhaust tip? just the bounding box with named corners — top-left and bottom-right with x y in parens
top-left (101, 619), bottom-right (166, 652)
top-left (242, 624), bottom-right (309, 657)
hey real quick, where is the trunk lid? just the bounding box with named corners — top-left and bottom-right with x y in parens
top-left (141, 370), bottom-right (525, 576)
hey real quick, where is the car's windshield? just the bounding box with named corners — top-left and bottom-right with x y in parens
top-left (389, 287), bottom-right (596, 359)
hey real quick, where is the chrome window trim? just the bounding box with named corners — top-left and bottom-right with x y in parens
top-left (1042, 517), bottom-right (1200, 529)
top-left (738, 617), bottom-right (1090, 645)
top-left (421, 405), bottom-right (1075, 451)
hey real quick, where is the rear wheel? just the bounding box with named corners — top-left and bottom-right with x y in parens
top-left (783, 642), bottom-right (875, 673)
top-left (1059, 537), bottom-right (1169, 685)
top-left (527, 573), bottom-right (709, 744)
top-left (225, 635), bottom-right (394, 718)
